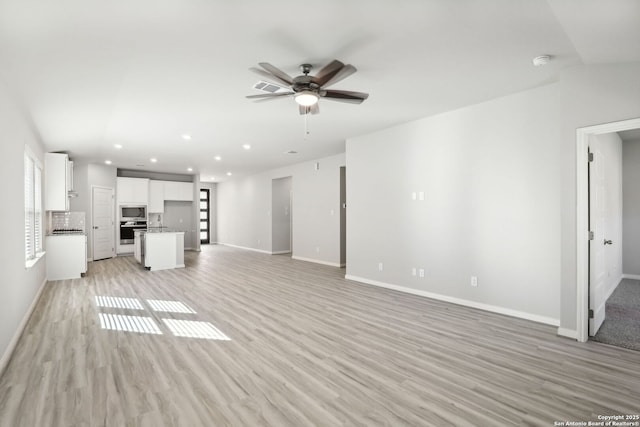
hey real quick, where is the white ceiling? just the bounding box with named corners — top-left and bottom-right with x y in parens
top-left (0, 0), bottom-right (638, 182)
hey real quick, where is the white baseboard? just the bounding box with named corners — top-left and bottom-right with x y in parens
top-left (0, 277), bottom-right (48, 376)
top-left (292, 256), bottom-right (342, 268)
top-left (271, 250), bottom-right (292, 255)
top-left (219, 243), bottom-right (271, 255)
top-left (622, 274), bottom-right (640, 281)
top-left (344, 275), bottom-right (560, 327)
top-left (557, 327), bottom-right (578, 340)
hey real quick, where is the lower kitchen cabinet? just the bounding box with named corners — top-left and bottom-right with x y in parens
top-left (46, 234), bottom-right (87, 280)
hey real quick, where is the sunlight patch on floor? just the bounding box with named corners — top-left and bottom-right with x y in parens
top-left (163, 319), bottom-right (230, 340)
top-left (146, 299), bottom-right (196, 314)
top-left (99, 313), bottom-right (163, 335)
top-left (95, 296), bottom-right (144, 310)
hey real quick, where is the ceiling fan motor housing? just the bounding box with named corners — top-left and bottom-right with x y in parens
top-left (293, 74), bottom-right (319, 93)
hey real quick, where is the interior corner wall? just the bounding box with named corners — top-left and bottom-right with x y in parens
top-left (71, 162), bottom-right (117, 260)
top-left (347, 62), bottom-right (640, 332)
top-left (217, 153), bottom-right (345, 265)
top-left (0, 76), bottom-right (47, 369)
top-left (623, 138), bottom-right (640, 275)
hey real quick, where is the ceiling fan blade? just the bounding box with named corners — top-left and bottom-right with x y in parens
top-left (313, 60), bottom-right (345, 86)
top-left (321, 89), bottom-right (369, 104)
top-left (249, 67), bottom-right (290, 87)
top-left (246, 92), bottom-right (294, 100)
top-left (320, 64), bottom-right (357, 88)
top-left (258, 62), bottom-right (294, 86)
top-left (298, 103), bottom-right (320, 115)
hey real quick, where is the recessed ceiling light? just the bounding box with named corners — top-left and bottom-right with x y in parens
top-left (114, 144), bottom-right (123, 149)
top-left (187, 167), bottom-right (193, 172)
top-left (105, 160), bottom-right (112, 165)
top-left (210, 176), bottom-right (216, 181)
top-left (215, 156), bottom-right (221, 161)
top-left (242, 144), bottom-right (251, 150)
top-left (182, 134), bottom-right (191, 140)
top-left (150, 158), bottom-right (157, 163)
top-left (226, 172), bottom-right (232, 176)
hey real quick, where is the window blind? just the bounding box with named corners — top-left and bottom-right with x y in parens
top-left (24, 152), bottom-right (34, 260)
top-left (24, 147), bottom-right (43, 263)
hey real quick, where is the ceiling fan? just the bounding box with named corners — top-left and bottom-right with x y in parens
top-left (246, 60), bottom-right (369, 115)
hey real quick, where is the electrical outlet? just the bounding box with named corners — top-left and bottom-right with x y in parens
top-left (378, 262), bottom-right (383, 271)
top-left (419, 269), bottom-right (425, 278)
top-left (471, 276), bottom-right (478, 287)
top-left (316, 247), bottom-right (320, 253)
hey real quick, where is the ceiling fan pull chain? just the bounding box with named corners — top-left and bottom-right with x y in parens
top-left (304, 111), bottom-right (310, 139)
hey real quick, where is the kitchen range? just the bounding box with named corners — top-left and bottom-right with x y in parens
top-left (46, 211), bottom-right (88, 280)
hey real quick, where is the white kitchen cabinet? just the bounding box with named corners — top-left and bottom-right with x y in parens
top-left (163, 181), bottom-right (193, 201)
top-left (148, 180), bottom-right (165, 213)
top-left (45, 153), bottom-right (70, 211)
top-left (46, 234), bottom-right (87, 280)
top-left (117, 177), bottom-right (149, 205)
top-left (144, 231), bottom-right (185, 271)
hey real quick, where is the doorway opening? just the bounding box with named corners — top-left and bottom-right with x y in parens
top-left (576, 117), bottom-right (640, 343)
top-left (340, 166), bottom-right (346, 268)
top-left (200, 188), bottom-right (210, 244)
top-left (272, 177), bottom-right (292, 255)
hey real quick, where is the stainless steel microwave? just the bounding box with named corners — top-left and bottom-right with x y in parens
top-left (120, 205), bottom-right (146, 220)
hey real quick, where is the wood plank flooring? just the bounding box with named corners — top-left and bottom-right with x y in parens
top-left (1, 245), bottom-right (639, 426)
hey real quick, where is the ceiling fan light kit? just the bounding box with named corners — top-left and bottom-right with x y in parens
top-left (246, 59), bottom-right (368, 115)
top-left (295, 91), bottom-right (319, 106)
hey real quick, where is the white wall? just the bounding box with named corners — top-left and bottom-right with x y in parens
top-left (347, 62), bottom-right (640, 332)
top-left (0, 77), bottom-right (47, 370)
top-left (347, 82), bottom-right (562, 323)
top-left (623, 138), bottom-right (640, 275)
top-left (217, 154), bottom-right (345, 266)
top-left (590, 133), bottom-right (623, 302)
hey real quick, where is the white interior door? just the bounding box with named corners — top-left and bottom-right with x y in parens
top-left (589, 144), bottom-right (607, 336)
top-left (93, 187), bottom-right (114, 261)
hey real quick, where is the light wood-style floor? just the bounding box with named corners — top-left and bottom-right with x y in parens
top-left (1, 245), bottom-right (639, 427)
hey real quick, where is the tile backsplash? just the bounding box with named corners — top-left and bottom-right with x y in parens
top-left (49, 211), bottom-right (86, 233)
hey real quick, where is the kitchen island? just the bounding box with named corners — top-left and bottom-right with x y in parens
top-left (134, 228), bottom-right (185, 271)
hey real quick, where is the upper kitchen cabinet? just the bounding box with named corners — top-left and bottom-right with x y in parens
top-left (45, 152), bottom-right (73, 211)
top-left (163, 181), bottom-right (193, 201)
top-left (148, 180), bottom-right (164, 213)
top-left (117, 177), bottom-right (149, 205)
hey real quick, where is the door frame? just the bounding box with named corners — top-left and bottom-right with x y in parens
top-left (576, 117), bottom-right (640, 342)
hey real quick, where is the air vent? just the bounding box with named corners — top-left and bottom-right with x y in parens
top-left (253, 80), bottom-right (289, 94)
top-left (285, 150), bottom-right (298, 155)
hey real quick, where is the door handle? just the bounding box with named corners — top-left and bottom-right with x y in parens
top-left (604, 239), bottom-right (613, 245)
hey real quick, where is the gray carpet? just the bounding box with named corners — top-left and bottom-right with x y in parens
top-left (592, 279), bottom-right (640, 351)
